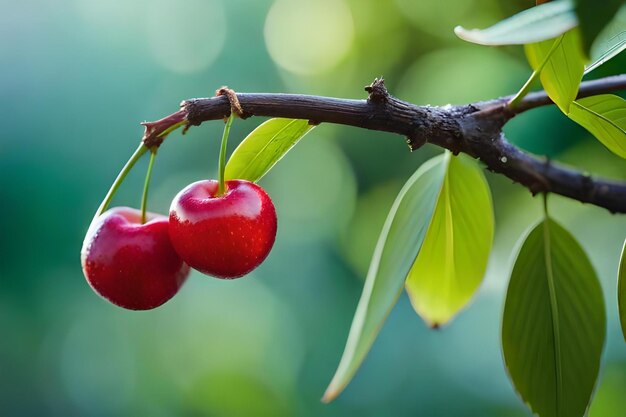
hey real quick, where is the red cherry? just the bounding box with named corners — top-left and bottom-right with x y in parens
top-left (169, 179), bottom-right (277, 279)
top-left (81, 207), bottom-right (190, 310)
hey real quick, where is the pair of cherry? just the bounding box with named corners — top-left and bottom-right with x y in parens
top-left (81, 178), bottom-right (277, 310)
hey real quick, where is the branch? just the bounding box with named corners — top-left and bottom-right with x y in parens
top-left (143, 76), bottom-right (626, 213)
top-left (501, 74), bottom-right (626, 113)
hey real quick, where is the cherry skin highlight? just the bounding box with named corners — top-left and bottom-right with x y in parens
top-left (169, 179), bottom-right (277, 279)
top-left (81, 207), bottom-right (190, 310)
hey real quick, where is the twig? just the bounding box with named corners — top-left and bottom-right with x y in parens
top-left (141, 75), bottom-right (626, 213)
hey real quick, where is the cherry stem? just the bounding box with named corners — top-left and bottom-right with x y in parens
top-left (89, 117), bottom-right (187, 228)
top-left (140, 149), bottom-right (157, 224)
top-left (93, 143), bottom-right (149, 223)
top-left (218, 113), bottom-right (235, 196)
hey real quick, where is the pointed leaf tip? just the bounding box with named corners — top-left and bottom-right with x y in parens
top-left (321, 385), bottom-right (338, 403)
top-left (406, 154), bottom-right (494, 327)
top-left (225, 118), bottom-right (315, 182)
top-left (323, 154), bottom-right (448, 401)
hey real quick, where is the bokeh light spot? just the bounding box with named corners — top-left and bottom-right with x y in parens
top-left (264, 0), bottom-right (354, 75)
top-left (394, 0), bottom-right (499, 40)
top-left (144, 0), bottom-right (226, 74)
top-left (398, 47), bottom-right (527, 105)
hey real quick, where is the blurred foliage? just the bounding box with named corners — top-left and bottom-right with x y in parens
top-left (1, 0), bottom-right (625, 416)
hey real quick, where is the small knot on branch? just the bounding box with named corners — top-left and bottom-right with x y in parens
top-left (216, 86), bottom-right (248, 119)
top-left (365, 77), bottom-right (389, 103)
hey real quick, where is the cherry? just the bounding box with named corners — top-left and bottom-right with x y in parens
top-left (169, 179), bottom-right (277, 279)
top-left (81, 207), bottom-right (190, 310)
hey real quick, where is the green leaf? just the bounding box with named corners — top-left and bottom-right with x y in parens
top-left (575, 0), bottom-right (623, 55)
top-left (618, 239), bottom-right (626, 342)
top-left (323, 154), bottom-right (448, 402)
top-left (502, 219), bottom-right (605, 417)
top-left (525, 29), bottom-right (585, 114)
top-left (224, 118), bottom-right (315, 183)
top-left (405, 154), bottom-right (493, 327)
top-left (454, 0), bottom-right (577, 46)
top-left (585, 5), bottom-right (626, 74)
top-left (568, 94), bottom-right (626, 158)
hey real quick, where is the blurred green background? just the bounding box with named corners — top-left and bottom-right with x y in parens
top-left (2, 0), bottom-right (626, 416)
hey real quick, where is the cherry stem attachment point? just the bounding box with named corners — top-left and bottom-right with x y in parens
top-left (141, 149), bottom-right (157, 224)
top-left (142, 109), bottom-right (188, 148)
top-left (158, 121), bottom-right (187, 140)
top-left (218, 113), bottom-right (235, 196)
